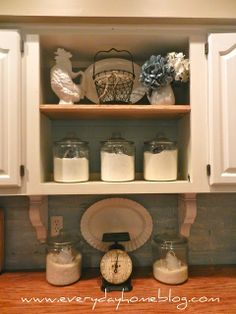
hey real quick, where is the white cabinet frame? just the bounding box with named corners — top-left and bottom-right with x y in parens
top-left (25, 27), bottom-right (209, 195)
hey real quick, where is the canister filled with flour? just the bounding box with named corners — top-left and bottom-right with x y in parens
top-left (152, 234), bottom-right (188, 285)
top-left (101, 132), bottom-right (135, 182)
top-left (53, 134), bottom-right (89, 182)
top-left (144, 134), bottom-right (178, 181)
top-left (46, 231), bottom-right (82, 286)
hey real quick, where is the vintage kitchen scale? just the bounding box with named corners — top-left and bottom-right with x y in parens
top-left (80, 198), bottom-right (153, 291)
top-left (100, 232), bottom-right (133, 292)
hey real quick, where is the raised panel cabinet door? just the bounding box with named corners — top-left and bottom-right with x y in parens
top-left (208, 33), bottom-right (236, 185)
top-left (0, 30), bottom-right (21, 186)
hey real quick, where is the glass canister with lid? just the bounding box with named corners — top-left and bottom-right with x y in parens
top-left (46, 231), bottom-right (82, 286)
top-left (152, 233), bottom-right (188, 285)
top-left (100, 132), bottom-right (135, 182)
top-left (53, 133), bottom-right (89, 182)
top-left (143, 134), bottom-right (178, 181)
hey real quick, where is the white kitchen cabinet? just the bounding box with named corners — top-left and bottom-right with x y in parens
top-left (24, 26), bottom-right (209, 195)
top-left (208, 33), bottom-right (236, 185)
top-left (0, 30), bottom-right (21, 187)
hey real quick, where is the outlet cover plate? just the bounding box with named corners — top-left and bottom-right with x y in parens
top-left (50, 216), bottom-right (63, 237)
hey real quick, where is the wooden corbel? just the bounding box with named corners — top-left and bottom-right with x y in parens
top-left (29, 196), bottom-right (48, 243)
top-left (178, 193), bottom-right (197, 238)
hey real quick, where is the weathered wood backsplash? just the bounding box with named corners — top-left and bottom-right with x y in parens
top-left (0, 194), bottom-right (236, 270)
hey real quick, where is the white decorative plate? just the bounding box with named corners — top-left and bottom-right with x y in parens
top-left (84, 58), bottom-right (146, 103)
top-left (80, 198), bottom-right (153, 252)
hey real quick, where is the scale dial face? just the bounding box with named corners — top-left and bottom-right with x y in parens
top-left (100, 249), bottom-right (133, 284)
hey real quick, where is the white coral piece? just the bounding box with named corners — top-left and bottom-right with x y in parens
top-left (50, 48), bottom-right (86, 104)
top-left (167, 52), bottom-right (190, 83)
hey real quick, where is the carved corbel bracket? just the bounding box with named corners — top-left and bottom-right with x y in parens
top-left (178, 193), bottom-right (197, 238)
top-left (29, 196), bottom-right (48, 243)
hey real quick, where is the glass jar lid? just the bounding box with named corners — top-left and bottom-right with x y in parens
top-left (153, 233), bottom-right (187, 248)
top-left (101, 132), bottom-right (134, 146)
top-left (144, 133), bottom-right (176, 153)
top-left (47, 230), bottom-right (79, 248)
top-left (55, 133), bottom-right (88, 146)
top-left (144, 134), bottom-right (176, 146)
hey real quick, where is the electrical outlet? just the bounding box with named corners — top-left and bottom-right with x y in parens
top-left (50, 216), bottom-right (63, 237)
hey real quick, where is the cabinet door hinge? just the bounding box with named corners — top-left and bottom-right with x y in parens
top-left (20, 39), bottom-right (24, 54)
top-left (206, 164), bottom-right (211, 176)
top-left (20, 165), bottom-right (25, 177)
top-left (205, 42), bottom-right (209, 56)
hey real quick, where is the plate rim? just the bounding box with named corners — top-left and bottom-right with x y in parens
top-left (80, 197), bottom-right (153, 252)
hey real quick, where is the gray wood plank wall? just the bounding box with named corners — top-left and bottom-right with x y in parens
top-left (0, 194), bottom-right (236, 270)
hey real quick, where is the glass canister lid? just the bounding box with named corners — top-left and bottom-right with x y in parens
top-left (54, 133), bottom-right (88, 146)
top-left (47, 230), bottom-right (79, 248)
top-left (101, 132), bottom-right (134, 155)
top-left (54, 133), bottom-right (89, 159)
top-left (153, 233), bottom-right (187, 248)
top-left (101, 133), bottom-right (135, 156)
top-left (144, 134), bottom-right (176, 152)
top-left (101, 132), bottom-right (134, 146)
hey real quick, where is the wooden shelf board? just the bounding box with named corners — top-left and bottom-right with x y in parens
top-left (39, 180), bottom-right (195, 195)
top-left (40, 104), bottom-right (191, 119)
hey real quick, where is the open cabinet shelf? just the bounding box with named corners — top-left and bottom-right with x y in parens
top-left (40, 104), bottom-right (191, 119)
top-left (38, 112), bottom-right (191, 194)
top-left (25, 26), bottom-right (209, 195)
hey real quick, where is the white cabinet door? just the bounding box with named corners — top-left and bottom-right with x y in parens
top-left (0, 30), bottom-right (21, 186)
top-left (208, 33), bottom-right (236, 185)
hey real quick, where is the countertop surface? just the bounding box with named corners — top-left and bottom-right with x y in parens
top-left (0, 266), bottom-right (236, 314)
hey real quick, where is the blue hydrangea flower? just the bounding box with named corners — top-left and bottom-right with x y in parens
top-left (140, 55), bottom-right (175, 91)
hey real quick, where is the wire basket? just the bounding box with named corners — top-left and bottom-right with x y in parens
top-left (93, 48), bottom-right (135, 104)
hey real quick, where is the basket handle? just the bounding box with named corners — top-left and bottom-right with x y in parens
top-left (92, 48), bottom-right (135, 79)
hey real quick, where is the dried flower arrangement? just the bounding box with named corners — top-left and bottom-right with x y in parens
top-left (139, 53), bottom-right (190, 105)
top-left (166, 52), bottom-right (190, 83)
top-left (139, 55), bottom-right (175, 92)
top-left (140, 53), bottom-right (190, 91)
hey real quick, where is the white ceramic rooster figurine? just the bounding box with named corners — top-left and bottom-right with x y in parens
top-left (50, 48), bottom-right (86, 104)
